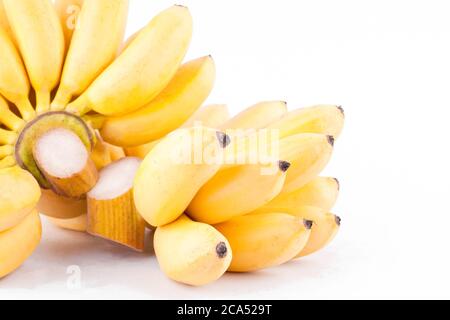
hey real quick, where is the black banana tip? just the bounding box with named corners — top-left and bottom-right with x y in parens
top-left (278, 160), bottom-right (291, 172)
top-left (216, 131), bottom-right (231, 148)
top-left (303, 220), bottom-right (314, 230)
top-left (216, 242), bottom-right (228, 259)
top-left (335, 215), bottom-right (341, 226)
top-left (333, 178), bottom-right (340, 191)
top-left (327, 135), bottom-right (335, 147)
top-left (337, 105), bottom-right (345, 116)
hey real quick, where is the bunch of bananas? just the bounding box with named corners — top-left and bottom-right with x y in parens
top-left (0, 0), bottom-right (344, 286)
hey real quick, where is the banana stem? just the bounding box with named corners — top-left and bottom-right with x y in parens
top-left (35, 90), bottom-right (51, 114)
top-left (66, 94), bottom-right (91, 116)
top-left (0, 128), bottom-right (17, 145)
top-left (0, 145), bottom-right (14, 159)
top-left (0, 97), bottom-right (26, 131)
top-left (0, 155), bottom-right (16, 169)
top-left (16, 97), bottom-right (36, 121)
top-left (51, 88), bottom-right (72, 111)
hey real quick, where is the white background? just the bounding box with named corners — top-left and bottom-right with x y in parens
top-left (1, 0), bottom-right (450, 299)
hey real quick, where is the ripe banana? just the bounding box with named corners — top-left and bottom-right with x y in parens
top-left (4, 0), bottom-right (65, 113)
top-left (278, 133), bottom-right (334, 193)
top-left (54, 0), bottom-right (83, 48)
top-left (0, 210), bottom-right (41, 278)
top-left (52, 0), bottom-right (129, 110)
top-left (47, 214), bottom-right (87, 232)
top-left (215, 213), bottom-right (312, 272)
top-left (219, 101), bottom-right (287, 130)
top-left (0, 128), bottom-right (16, 145)
top-left (0, 145), bottom-right (13, 159)
top-left (67, 5), bottom-right (193, 116)
top-left (100, 56), bottom-right (216, 147)
top-left (0, 0), bottom-right (14, 42)
top-left (0, 27), bottom-right (34, 120)
top-left (125, 104), bottom-right (230, 159)
top-left (0, 156), bottom-right (15, 169)
top-left (188, 161), bottom-right (290, 225)
top-left (0, 166), bottom-right (41, 232)
top-left (134, 127), bottom-right (229, 227)
top-left (253, 177), bottom-right (340, 214)
top-left (0, 95), bottom-right (25, 131)
top-left (267, 104), bottom-right (345, 139)
top-left (154, 215), bottom-right (232, 286)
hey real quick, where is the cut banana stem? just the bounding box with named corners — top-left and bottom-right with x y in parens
top-left (66, 5), bottom-right (193, 116)
top-left (54, 0), bottom-right (84, 51)
top-left (219, 101), bottom-right (287, 130)
top-left (134, 127), bottom-right (230, 227)
top-left (33, 128), bottom-right (98, 198)
top-left (0, 27), bottom-right (35, 121)
top-left (47, 213), bottom-right (87, 232)
top-left (188, 161), bottom-right (290, 225)
top-left (100, 55), bottom-right (216, 147)
top-left (154, 215), bottom-right (232, 286)
top-left (0, 166), bottom-right (41, 232)
top-left (91, 136), bottom-right (113, 170)
top-left (38, 188), bottom-right (86, 219)
top-left (0, 210), bottom-right (41, 279)
top-left (0, 95), bottom-right (25, 131)
top-left (87, 157), bottom-right (145, 251)
top-left (0, 128), bottom-right (16, 145)
top-left (215, 213), bottom-right (312, 273)
top-left (253, 176), bottom-right (340, 214)
top-left (0, 155), bottom-right (15, 169)
top-left (52, 0), bottom-right (129, 110)
top-left (279, 133), bottom-right (334, 193)
top-left (3, 0), bottom-right (65, 113)
top-left (267, 105), bottom-right (345, 139)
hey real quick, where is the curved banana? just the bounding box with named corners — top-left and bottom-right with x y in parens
top-left (0, 210), bottom-right (41, 279)
top-left (0, 128), bottom-right (16, 145)
top-left (54, 0), bottom-right (83, 48)
top-left (52, 0), bottom-right (129, 110)
top-left (188, 161), bottom-right (290, 225)
top-left (0, 145), bottom-right (13, 159)
top-left (0, 27), bottom-right (34, 120)
top-left (154, 215), bottom-right (232, 286)
top-left (0, 156), bottom-right (15, 169)
top-left (0, 95), bottom-right (25, 131)
top-left (219, 101), bottom-right (287, 130)
top-left (101, 56), bottom-right (215, 147)
top-left (125, 104), bottom-right (230, 159)
top-left (134, 127), bottom-right (228, 227)
top-left (215, 213), bottom-right (312, 272)
top-left (4, 0), bottom-right (65, 113)
top-left (67, 5), bottom-right (193, 116)
top-left (279, 133), bottom-right (334, 193)
top-left (267, 105), bottom-right (345, 139)
top-left (0, 166), bottom-right (41, 232)
top-left (47, 214), bottom-right (87, 232)
top-left (0, 0), bottom-right (14, 42)
top-left (253, 177), bottom-right (340, 214)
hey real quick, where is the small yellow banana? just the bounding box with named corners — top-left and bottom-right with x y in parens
top-left (47, 214), bottom-right (87, 232)
top-left (0, 210), bottom-right (41, 278)
top-left (154, 215), bottom-right (232, 286)
top-left (0, 95), bottom-right (25, 131)
top-left (67, 5), bottom-right (193, 116)
top-left (279, 133), bottom-right (334, 193)
top-left (219, 101), bottom-right (287, 130)
top-left (0, 145), bottom-right (13, 159)
top-left (134, 127), bottom-right (229, 227)
top-left (125, 104), bottom-right (230, 159)
top-left (0, 0), bottom-right (14, 42)
top-left (0, 128), bottom-right (16, 145)
top-left (0, 155), bottom-right (15, 169)
top-left (54, 0), bottom-right (83, 48)
top-left (4, 0), bottom-right (65, 113)
top-left (253, 176), bottom-right (340, 213)
top-left (215, 213), bottom-right (312, 272)
top-left (0, 28), bottom-right (34, 120)
top-left (0, 166), bottom-right (41, 232)
top-left (187, 161), bottom-right (290, 225)
top-left (267, 105), bottom-right (345, 139)
top-left (52, 0), bottom-right (129, 110)
top-left (101, 56), bottom-right (215, 147)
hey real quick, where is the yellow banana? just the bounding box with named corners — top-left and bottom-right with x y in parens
top-left (125, 104), bottom-right (230, 159)
top-left (52, 0), bottom-right (129, 110)
top-left (0, 27), bottom-right (34, 120)
top-left (267, 104), bottom-right (345, 139)
top-left (215, 213), bottom-right (311, 272)
top-left (134, 127), bottom-right (229, 227)
top-left (187, 161), bottom-right (290, 225)
top-left (0, 210), bottom-right (41, 278)
top-left (219, 101), bottom-right (287, 130)
top-left (0, 145), bottom-right (13, 159)
top-left (0, 128), bottom-right (16, 145)
top-left (4, 0), bottom-right (65, 113)
top-left (154, 215), bottom-right (232, 286)
top-left (0, 95), bottom-right (25, 131)
top-left (0, 0), bottom-right (14, 42)
top-left (54, 0), bottom-right (83, 48)
top-left (47, 214), bottom-right (87, 232)
top-left (100, 56), bottom-right (216, 147)
top-left (278, 133), bottom-right (334, 193)
top-left (253, 177), bottom-right (340, 213)
top-left (67, 5), bottom-right (192, 116)
top-left (0, 155), bottom-right (15, 169)
top-left (0, 166), bottom-right (41, 232)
